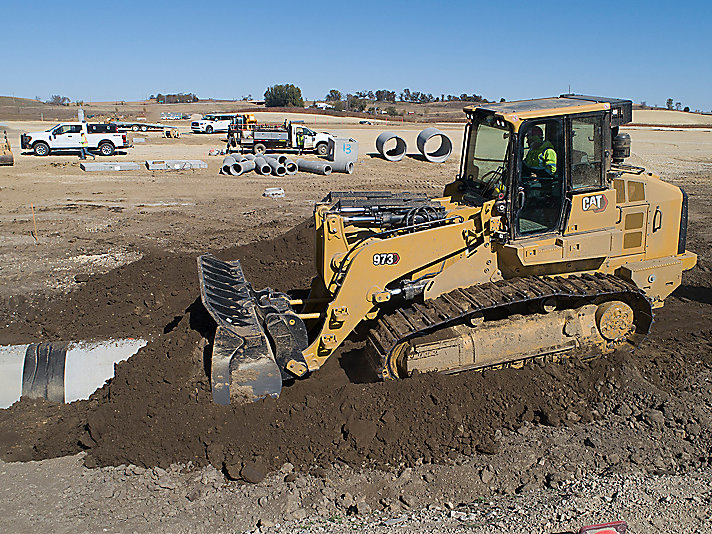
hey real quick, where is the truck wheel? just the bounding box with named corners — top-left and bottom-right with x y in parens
top-left (206, 126), bottom-right (214, 134)
top-left (98, 142), bottom-right (115, 156)
top-left (253, 143), bottom-right (266, 154)
top-left (132, 125), bottom-right (140, 132)
top-left (316, 142), bottom-right (328, 156)
top-left (33, 142), bottom-right (50, 156)
top-left (140, 125), bottom-right (148, 132)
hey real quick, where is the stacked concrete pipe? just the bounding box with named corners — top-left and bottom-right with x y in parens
top-left (234, 159), bottom-right (256, 175)
top-left (297, 159), bottom-right (332, 175)
top-left (221, 155), bottom-right (237, 174)
top-left (376, 132), bottom-right (407, 161)
top-left (269, 154), bottom-right (288, 165)
top-left (284, 159), bottom-right (298, 175)
top-left (417, 127), bottom-right (453, 163)
top-left (253, 156), bottom-right (272, 175)
top-left (264, 156), bottom-right (287, 177)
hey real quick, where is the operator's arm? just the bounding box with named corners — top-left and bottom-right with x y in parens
top-left (541, 148), bottom-right (557, 177)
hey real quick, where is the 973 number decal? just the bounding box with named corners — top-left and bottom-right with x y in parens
top-left (373, 252), bottom-right (400, 266)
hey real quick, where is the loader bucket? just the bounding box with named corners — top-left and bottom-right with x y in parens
top-left (197, 254), bottom-right (308, 404)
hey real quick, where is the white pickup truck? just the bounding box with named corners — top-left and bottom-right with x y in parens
top-left (21, 122), bottom-right (131, 156)
top-left (191, 113), bottom-right (238, 134)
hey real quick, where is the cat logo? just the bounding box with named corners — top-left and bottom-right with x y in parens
top-left (582, 194), bottom-right (608, 213)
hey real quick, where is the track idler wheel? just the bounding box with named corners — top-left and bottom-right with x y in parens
top-left (596, 300), bottom-right (635, 341)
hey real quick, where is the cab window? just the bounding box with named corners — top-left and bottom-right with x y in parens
top-left (570, 115), bottom-right (604, 190)
top-left (54, 125), bottom-right (81, 135)
top-left (516, 120), bottom-right (564, 236)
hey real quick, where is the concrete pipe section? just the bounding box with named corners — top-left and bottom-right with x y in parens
top-left (264, 156), bottom-right (287, 177)
top-left (416, 127), bottom-right (453, 163)
top-left (268, 154), bottom-right (288, 165)
top-left (284, 159), bottom-right (298, 175)
top-left (297, 159), bottom-right (332, 175)
top-left (221, 155), bottom-right (236, 174)
top-left (234, 159), bottom-right (256, 175)
top-left (0, 339), bottom-right (147, 408)
top-left (330, 160), bottom-right (355, 174)
top-left (376, 132), bottom-right (407, 162)
top-left (253, 156), bottom-right (272, 175)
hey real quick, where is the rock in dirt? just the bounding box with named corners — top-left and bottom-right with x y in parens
top-left (241, 462), bottom-right (267, 484)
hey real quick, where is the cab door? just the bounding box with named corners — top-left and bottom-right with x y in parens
top-left (513, 118), bottom-right (566, 238)
top-left (52, 124), bottom-right (83, 148)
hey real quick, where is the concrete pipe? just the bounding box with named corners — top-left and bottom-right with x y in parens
top-left (243, 154), bottom-right (257, 161)
top-left (297, 159), bottom-right (332, 175)
top-left (266, 158), bottom-right (287, 177)
top-left (376, 132), bottom-right (407, 162)
top-left (234, 159), bottom-right (256, 175)
top-left (221, 155), bottom-right (237, 174)
top-left (266, 154), bottom-right (288, 165)
top-left (253, 156), bottom-right (272, 175)
top-left (0, 339), bottom-right (147, 408)
top-left (416, 127), bottom-right (453, 163)
top-left (330, 160), bottom-right (355, 174)
top-left (284, 159), bottom-right (298, 175)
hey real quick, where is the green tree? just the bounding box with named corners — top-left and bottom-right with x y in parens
top-left (666, 98), bottom-right (673, 110)
top-left (264, 84), bottom-right (304, 107)
top-left (386, 106), bottom-right (398, 116)
top-left (325, 89), bottom-right (342, 102)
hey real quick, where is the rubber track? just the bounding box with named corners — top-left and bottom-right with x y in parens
top-left (367, 273), bottom-right (654, 378)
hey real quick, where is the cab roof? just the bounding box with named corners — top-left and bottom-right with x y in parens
top-left (464, 94), bottom-right (632, 126)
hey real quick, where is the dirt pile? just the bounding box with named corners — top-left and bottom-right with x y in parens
top-left (0, 219), bottom-right (315, 345)
top-left (1, 217), bottom-right (711, 485)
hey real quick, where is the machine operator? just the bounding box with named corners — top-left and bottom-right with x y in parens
top-left (523, 126), bottom-right (557, 178)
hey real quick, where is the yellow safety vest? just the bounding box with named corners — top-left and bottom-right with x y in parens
top-left (524, 140), bottom-right (556, 176)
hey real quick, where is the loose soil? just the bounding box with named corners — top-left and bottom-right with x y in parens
top-left (1, 116), bottom-right (712, 532)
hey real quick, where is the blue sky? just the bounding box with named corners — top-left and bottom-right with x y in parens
top-left (3, 0), bottom-right (711, 110)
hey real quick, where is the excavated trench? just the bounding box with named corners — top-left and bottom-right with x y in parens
top-left (1, 218), bottom-right (711, 483)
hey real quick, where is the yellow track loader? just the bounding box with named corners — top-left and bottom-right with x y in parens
top-left (198, 95), bottom-right (696, 404)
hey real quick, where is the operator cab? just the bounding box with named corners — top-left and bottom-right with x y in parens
top-left (459, 95), bottom-right (632, 241)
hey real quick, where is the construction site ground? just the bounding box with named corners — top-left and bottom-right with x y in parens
top-left (1, 112), bottom-right (711, 533)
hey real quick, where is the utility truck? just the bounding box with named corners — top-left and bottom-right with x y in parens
top-left (20, 122), bottom-right (131, 156)
top-left (227, 120), bottom-right (334, 155)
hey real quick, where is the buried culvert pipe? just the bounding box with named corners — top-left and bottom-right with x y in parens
top-left (376, 132), bottom-right (407, 162)
top-left (297, 159), bottom-right (332, 175)
top-left (253, 156), bottom-right (272, 175)
top-left (416, 127), bottom-right (453, 163)
top-left (0, 339), bottom-right (147, 408)
top-left (284, 159), bottom-right (298, 175)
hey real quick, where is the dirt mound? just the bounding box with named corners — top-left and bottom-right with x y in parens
top-left (2, 216), bottom-right (711, 484)
top-left (0, 219), bottom-right (315, 345)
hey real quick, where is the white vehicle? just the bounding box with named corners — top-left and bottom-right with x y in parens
top-left (228, 121), bottom-right (335, 155)
top-left (191, 113), bottom-right (238, 134)
top-left (20, 122), bottom-right (131, 157)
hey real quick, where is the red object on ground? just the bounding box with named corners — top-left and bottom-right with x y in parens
top-left (579, 521), bottom-right (627, 534)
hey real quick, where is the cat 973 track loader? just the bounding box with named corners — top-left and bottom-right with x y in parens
top-left (198, 95), bottom-right (696, 404)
